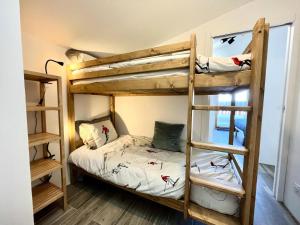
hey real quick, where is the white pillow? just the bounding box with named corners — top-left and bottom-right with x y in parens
top-left (79, 120), bottom-right (118, 149)
top-left (79, 123), bottom-right (98, 149)
top-left (92, 120), bottom-right (118, 147)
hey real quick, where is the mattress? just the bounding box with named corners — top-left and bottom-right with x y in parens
top-left (69, 135), bottom-right (240, 216)
top-left (72, 53), bottom-right (251, 85)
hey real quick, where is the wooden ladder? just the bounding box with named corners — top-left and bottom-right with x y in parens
top-left (184, 19), bottom-right (268, 225)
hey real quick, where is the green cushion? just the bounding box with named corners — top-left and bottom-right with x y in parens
top-left (152, 121), bottom-right (184, 152)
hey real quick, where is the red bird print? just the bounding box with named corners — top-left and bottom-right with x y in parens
top-left (231, 57), bottom-right (251, 69)
top-left (161, 175), bottom-right (180, 191)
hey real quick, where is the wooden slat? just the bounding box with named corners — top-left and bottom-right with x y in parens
top-left (192, 105), bottom-right (251, 111)
top-left (188, 203), bottom-right (240, 225)
top-left (69, 57), bottom-right (190, 81)
top-left (26, 106), bottom-right (61, 111)
top-left (110, 95), bottom-right (116, 126)
top-left (32, 182), bottom-right (64, 214)
top-left (24, 70), bottom-right (58, 82)
top-left (184, 33), bottom-right (196, 218)
top-left (30, 159), bottom-right (62, 181)
top-left (70, 41), bottom-right (190, 70)
top-left (241, 18), bottom-right (268, 225)
top-left (56, 76), bottom-right (67, 210)
top-left (70, 70), bottom-right (251, 95)
top-left (190, 175), bottom-right (245, 197)
top-left (191, 141), bottom-right (248, 155)
top-left (28, 132), bottom-right (60, 147)
top-left (229, 153), bottom-right (243, 181)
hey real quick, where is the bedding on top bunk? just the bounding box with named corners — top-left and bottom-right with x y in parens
top-left (71, 52), bottom-right (251, 85)
top-left (69, 135), bottom-right (240, 216)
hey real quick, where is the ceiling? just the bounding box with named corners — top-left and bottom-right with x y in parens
top-left (20, 0), bottom-right (251, 54)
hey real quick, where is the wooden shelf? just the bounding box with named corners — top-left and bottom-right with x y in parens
top-left (32, 182), bottom-right (64, 214)
top-left (26, 105), bottom-right (61, 112)
top-left (24, 70), bottom-right (59, 82)
top-left (25, 70), bottom-right (66, 214)
top-left (190, 175), bottom-right (245, 197)
top-left (28, 132), bottom-right (60, 147)
top-left (188, 203), bottom-right (240, 225)
top-left (30, 159), bottom-right (62, 181)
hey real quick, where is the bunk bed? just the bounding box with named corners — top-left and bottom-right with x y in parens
top-left (67, 18), bottom-right (269, 225)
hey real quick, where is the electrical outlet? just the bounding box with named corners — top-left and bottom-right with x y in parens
top-left (294, 182), bottom-right (300, 193)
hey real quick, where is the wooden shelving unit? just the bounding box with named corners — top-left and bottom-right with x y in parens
top-left (25, 70), bottom-right (67, 214)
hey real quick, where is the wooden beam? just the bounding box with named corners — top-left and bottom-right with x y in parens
top-left (67, 66), bottom-right (76, 154)
top-left (184, 33), bottom-right (196, 218)
top-left (70, 41), bottom-right (190, 71)
top-left (40, 82), bottom-right (47, 158)
top-left (109, 95), bottom-right (116, 126)
top-left (241, 18), bottom-right (268, 225)
top-left (57, 77), bottom-right (67, 210)
top-left (188, 203), bottom-right (240, 225)
top-left (229, 153), bottom-right (243, 181)
top-left (69, 57), bottom-right (189, 81)
top-left (69, 70), bottom-right (251, 95)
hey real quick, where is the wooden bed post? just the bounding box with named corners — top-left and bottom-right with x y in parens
top-left (110, 95), bottom-right (116, 126)
top-left (184, 33), bottom-right (197, 218)
top-left (241, 18), bottom-right (269, 225)
top-left (67, 65), bottom-right (77, 183)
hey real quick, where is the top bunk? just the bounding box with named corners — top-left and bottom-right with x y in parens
top-left (67, 18), bottom-right (267, 96)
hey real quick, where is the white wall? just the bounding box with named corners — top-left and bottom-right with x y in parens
top-left (22, 32), bottom-right (108, 185)
top-left (115, 96), bottom-right (208, 141)
top-left (22, 32), bottom-right (70, 186)
top-left (0, 1), bottom-right (34, 224)
top-left (160, 0), bottom-right (300, 221)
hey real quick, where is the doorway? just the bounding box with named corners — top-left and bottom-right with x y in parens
top-left (210, 24), bottom-right (291, 194)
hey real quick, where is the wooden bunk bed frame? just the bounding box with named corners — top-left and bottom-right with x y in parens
top-left (67, 18), bottom-right (269, 225)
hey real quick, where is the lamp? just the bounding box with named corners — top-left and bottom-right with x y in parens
top-left (44, 59), bottom-right (64, 74)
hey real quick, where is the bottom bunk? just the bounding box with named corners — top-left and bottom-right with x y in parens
top-left (69, 135), bottom-right (242, 225)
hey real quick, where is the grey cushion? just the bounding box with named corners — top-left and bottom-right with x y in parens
top-left (75, 115), bottom-right (111, 148)
top-left (152, 121), bottom-right (184, 152)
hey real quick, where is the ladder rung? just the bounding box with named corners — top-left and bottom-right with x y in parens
top-left (192, 105), bottom-right (252, 111)
top-left (191, 141), bottom-right (248, 155)
top-left (188, 202), bottom-right (241, 225)
top-left (190, 175), bottom-right (245, 197)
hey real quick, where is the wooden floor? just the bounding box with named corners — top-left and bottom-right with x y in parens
top-left (35, 173), bottom-right (299, 225)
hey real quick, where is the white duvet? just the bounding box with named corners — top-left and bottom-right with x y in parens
top-left (69, 135), bottom-right (240, 216)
